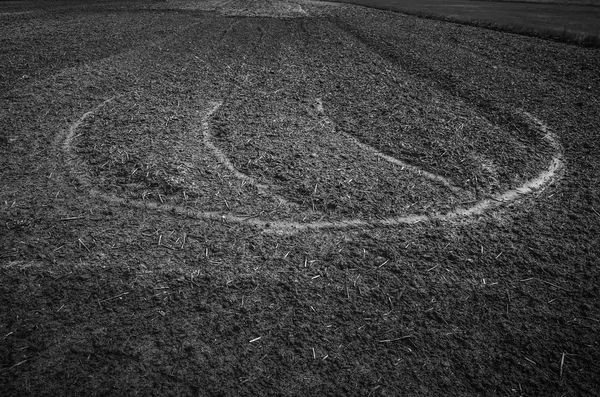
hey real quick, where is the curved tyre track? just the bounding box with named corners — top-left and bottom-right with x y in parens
top-left (59, 97), bottom-right (564, 234)
top-left (201, 101), bottom-right (294, 206)
top-left (315, 98), bottom-right (463, 194)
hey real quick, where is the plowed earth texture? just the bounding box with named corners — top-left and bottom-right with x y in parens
top-left (328, 0), bottom-right (600, 45)
top-left (1, 0), bottom-right (599, 396)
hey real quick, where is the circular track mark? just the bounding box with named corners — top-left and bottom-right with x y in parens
top-left (60, 98), bottom-right (564, 234)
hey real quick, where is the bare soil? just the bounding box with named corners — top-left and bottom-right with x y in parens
top-left (329, 0), bottom-right (600, 45)
top-left (1, 0), bottom-right (599, 396)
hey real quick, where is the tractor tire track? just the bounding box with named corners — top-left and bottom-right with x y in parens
top-left (58, 98), bottom-right (563, 234)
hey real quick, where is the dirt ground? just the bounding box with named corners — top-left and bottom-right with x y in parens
top-left (328, 0), bottom-right (600, 45)
top-left (1, 0), bottom-right (599, 396)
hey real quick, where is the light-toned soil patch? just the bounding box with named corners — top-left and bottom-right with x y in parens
top-left (153, 0), bottom-right (309, 17)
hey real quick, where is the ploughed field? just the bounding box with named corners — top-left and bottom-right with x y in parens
top-left (329, 0), bottom-right (600, 45)
top-left (1, 0), bottom-right (599, 395)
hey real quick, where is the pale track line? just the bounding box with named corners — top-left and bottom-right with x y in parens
top-left (202, 102), bottom-right (265, 186)
top-left (56, 97), bottom-right (269, 224)
top-left (201, 101), bottom-right (293, 205)
top-left (256, 109), bottom-right (565, 233)
top-left (58, 97), bottom-right (292, 214)
top-left (283, 0), bottom-right (309, 16)
top-left (60, 96), bottom-right (120, 190)
top-left (315, 98), bottom-right (464, 194)
top-left (0, 11), bottom-right (34, 16)
top-left (60, 99), bottom-right (564, 235)
top-left (295, 4), bottom-right (309, 16)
